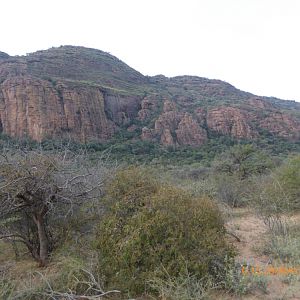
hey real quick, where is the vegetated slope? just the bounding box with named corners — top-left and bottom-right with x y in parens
top-left (0, 45), bottom-right (299, 146)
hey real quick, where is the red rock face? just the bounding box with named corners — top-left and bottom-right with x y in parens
top-left (0, 76), bottom-right (115, 142)
top-left (206, 107), bottom-right (258, 139)
top-left (139, 97), bottom-right (300, 147)
top-left (176, 113), bottom-right (207, 146)
top-left (142, 100), bottom-right (207, 147)
top-left (137, 96), bottom-right (159, 121)
top-left (259, 112), bottom-right (300, 140)
top-left (104, 93), bottom-right (141, 125)
top-left (0, 46), bottom-right (299, 146)
top-left (1, 74), bottom-right (299, 146)
top-left (154, 101), bottom-right (181, 146)
top-left (160, 129), bottom-right (175, 146)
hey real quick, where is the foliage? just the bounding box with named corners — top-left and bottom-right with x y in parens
top-left (214, 174), bottom-right (249, 207)
top-left (95, 168), bottom-right (235, 295)
top-left (263, 234), bottom-right (300, 264)
top-left (0, 254), bottom-right (119, 300)
top-left (213, 144), bottom-right (274, 179)
top-left (276, 155), bottom-right (300, 207)
top-left (220, 258), bottom-right (269, 296)
top-left (254, 154), bottom-right (300, 215)
top-left (148, 270), bottom-right (215, 300)
top-left (0, 130), bottom-right (298, 168)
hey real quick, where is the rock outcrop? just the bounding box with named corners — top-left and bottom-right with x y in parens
top-left (0, 76), bottom-right (115, 142)
top-left (160, 128), bottom-right (175, 146)
top-left (137, 95), bottom-right (159, 121)
top-left (104, 93), bottom-right (141, 125)
top-left (259, 112), bottom-right (300, 140)
top-left (206, 107), bottom-right (257, 139)
top-left (0, 46), bottom-right (299, 146)
top-left (143, 100), bottom-right (207, 146)
top-left (176, 113), bottom-right (207, 146)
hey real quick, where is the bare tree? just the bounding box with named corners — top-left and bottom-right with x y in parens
top-left (0, 148), bottom-right (112, 266)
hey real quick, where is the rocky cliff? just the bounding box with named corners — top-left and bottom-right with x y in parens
top-left (0, 46), bottom-right (299, 146)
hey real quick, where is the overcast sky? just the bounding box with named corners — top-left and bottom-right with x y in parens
top-left (1, 0), bottom-right (300, 101)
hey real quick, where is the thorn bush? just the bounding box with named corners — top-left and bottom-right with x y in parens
top-left (95, 167), bottom-right (235, 295)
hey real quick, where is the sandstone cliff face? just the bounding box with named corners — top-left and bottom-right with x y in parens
top-left (104, 93), bottom-right (141, 125)
top-left (259, 112), bottom-right (300, 140)
top-left (0, 76), bottom-right (115, 142)
top-left (154, 101), bottom-right (181, 146)
top-left (176, 113), bottom-right (207, 146)
top-left (0, 46), bottom-right (147, 142)
top-left (140, 96), bottom-right (300, 147)
top-left (206, 107), bottom-right (257, 139)
top-left (0, 46), bottom-right (299, 146)
top-left (137, 95), bottom-right (159, 121)
top-left (141, 100), bottom-right (207, 146)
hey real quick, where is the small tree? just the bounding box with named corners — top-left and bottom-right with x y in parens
top-left (0, 148), bottom-right (110, 266)
top-left (213, 144), bottom-right (274, 180)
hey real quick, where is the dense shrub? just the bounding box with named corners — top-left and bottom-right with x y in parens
top-left (95, 168), bottom-right (235, 295)
top-left (255, 155), bottom-right (300, 215)
top-left (214, 174), bottom-right (250, 207)
top-left (276, 155), bottom-right (300, 208)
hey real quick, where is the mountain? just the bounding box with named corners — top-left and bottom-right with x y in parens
top-left (0, 46), bottom-right (299, 146)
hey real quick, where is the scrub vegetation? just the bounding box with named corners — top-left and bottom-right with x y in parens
top-left (0, 139), bottom-right (300, 299)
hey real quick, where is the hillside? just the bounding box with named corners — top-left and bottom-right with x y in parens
top-left (0, 45), bottom-right (299, 145)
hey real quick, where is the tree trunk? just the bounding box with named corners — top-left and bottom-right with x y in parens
top-left (34, 214), bottom-right (49, 267)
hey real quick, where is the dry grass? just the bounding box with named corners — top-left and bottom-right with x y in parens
top-left (224, 209), bottom-right (300, 300)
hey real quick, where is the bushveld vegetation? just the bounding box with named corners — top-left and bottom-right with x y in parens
top-left (95, 168), bottom-right (234, 295)
top-left (0, 138), bottom-right (300, 299)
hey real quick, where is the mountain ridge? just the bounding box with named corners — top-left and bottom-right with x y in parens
top-left (0, 46), bottom-right (299, 146)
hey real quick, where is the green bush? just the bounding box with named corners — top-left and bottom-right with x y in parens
top-left (255, 154), bottom-right (300, 215)
top-left (213, 144), bottom-right (274, 180)
top-left (276, 155), bottom-right (300, 209)
top-left (95, 168), bottom-right (235, 295)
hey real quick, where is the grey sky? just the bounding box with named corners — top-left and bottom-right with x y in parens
top-left (1, 0), bottom-right (300, 101)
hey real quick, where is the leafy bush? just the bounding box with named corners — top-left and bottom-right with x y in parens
top-left (214, 174), bottom-right (250, 207)
top-left (276, 155), bottom-right (300, 209)
top-left (213, 144), bottom-right (274, 180)
top-left (254, 154), bottom-right (300, 215)
top-left (95, 168), bottom-right (235, 295)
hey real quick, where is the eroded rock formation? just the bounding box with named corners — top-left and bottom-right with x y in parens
top-left (176, 113), bottom-right (207, 146)
top-left (206, 107), bottom-right (257, 139)
top-left (0, 46), bottom-right (299, 147)
top-left (0, 77), bottom-right (116, 142)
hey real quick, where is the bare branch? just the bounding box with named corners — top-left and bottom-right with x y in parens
top-left (35, 270), bottom-right (121, 299)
